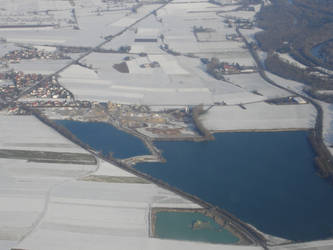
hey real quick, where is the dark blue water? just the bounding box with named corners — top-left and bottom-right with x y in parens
top-left (311, 43), bottom-right (324, 60)
top-left (311, 39), bottom-right (333, 61)
top-left (55, 120), bottom-right (150, 159)
top-left (135, 131), bottom-right (333, 241)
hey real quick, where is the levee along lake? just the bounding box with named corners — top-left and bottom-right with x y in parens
top-left (56, 120), bottom-right (333, 242)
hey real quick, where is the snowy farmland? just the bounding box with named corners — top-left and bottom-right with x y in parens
top-left (276, 53), bottom-right (308, 70)
top-left (265, 72), bottom-right (308, 96)
top-left (59, 53), bottom-right (271, 105)
top-left (319, 101), bottom-right (333, 155)
top-left (0, 113), bottom-right (87, 154)
top-left (0, 150), bottom-right (263, 250)
top-left (13, 160), bottom-right (261, 250)
top-left (8, 59), bottom-right (71, 75)
top-left (0, 0), bottom-right (163, 47)
top-left (201, 102), bottom-right (316, 131)
top-left (227, 73), bottom-right (291, 99)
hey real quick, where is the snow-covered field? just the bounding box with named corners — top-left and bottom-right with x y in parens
top-left (59, 53), bottom-right (270, 105)
top-left (227, 73), bottom-right (291, 99)
top-left (17, 230), bottom-right (261, 250)
top-left (201, 102), bottom-right (316, 131)
top-left (276, 53), bottom-right (308, 69)
top-left (265, 72), bottom-right (307, 95)
top-left (0, 113), bottom-right (87, 153)
top-left (1, 153), bottom-right (262, 250)
top-left (0, 114), bottom-right (96, 249)
top-left (14, 160), bottom-right (261, 250)
top-left (319, 101), bottom-right (333, 153)
top-left (148, 55), bottom-right (189, 75)
top-left (9, 59), bottom-right (71, 74)
top-left (0, 0), bottom-right (163, 47)
top-left (271, 239), bottom-right (333, 250)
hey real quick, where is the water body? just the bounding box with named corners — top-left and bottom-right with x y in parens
top-left (311, 43), bottom-right (324, 60)
top-left (310, 39), bottom-right (333, 61)
top-left (155, 211), bottom-right (239, 244)
top-left (55, 120), bottom-right (333, 241)
top-left (55, 120), bottom-right (150, 159)
top-left (136, 131), bottom-right (333, 241)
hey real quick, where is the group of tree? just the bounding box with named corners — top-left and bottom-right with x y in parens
top-left (255, 0), bottom-right (333, 102)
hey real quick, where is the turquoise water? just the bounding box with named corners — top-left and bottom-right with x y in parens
top-left (55, 120), bottom-right (150, 159)
top-left (136, 131), bottom-right (333, 241)
top-left (155, 211), bottom-right (239, 244)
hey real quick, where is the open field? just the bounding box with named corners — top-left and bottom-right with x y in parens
top-left (318, 101), bottom-right (333, 154)
top-left (0, 113), bottom-right (87, 153)
top-left (0, 157), bottom-right (96, 249)
top-left (0, 149), bottom-right (96, 165)
top-left (11, 158), bottom-right (261, 250)
top-left (59, 53), bottom-right (266, 105)
top-left (0, 0), bottom-right (163, 47)
top-left (201, 102), bottom-right (316, 131)
top-left (227, 73), bottom-right (291, 99)
top-left (271, 239), bottom-right (333, 250)
top-left (8, 59), bottom-right (71, 75)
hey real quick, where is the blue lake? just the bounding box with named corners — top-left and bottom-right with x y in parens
top-left (55, 120), bottom-right (150, 159)
top-left (53, 120), bottom-right (333, 242)
top-left (136, 131), bottom-right (333, 242)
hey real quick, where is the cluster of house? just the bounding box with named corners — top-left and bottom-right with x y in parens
top-left (0, 71), bottom-right (72, 103)
top-left (203, 58), bottom-right (256, 78)
top-left (22, 100), bottom-right (91, 108)
top-left (224, 17), bottom-right (254, 29)
top-left (28, 76), bottom-right (71, 100)
top-left (2, 48), bottom-right (69, 64)
top-left (0, 71), bottom-right (44, 100)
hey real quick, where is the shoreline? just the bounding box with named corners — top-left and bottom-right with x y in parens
top-left (210, 128), bottom-right (310, 133)
top-left (14, 107), bottom-right (333, 247)
top-left (24, 107), bottom-right (268, 249)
